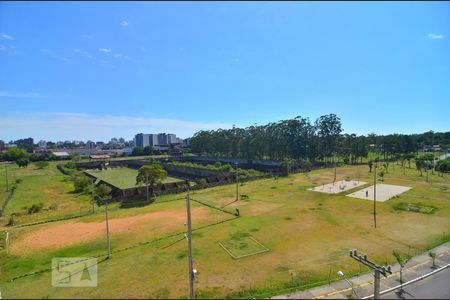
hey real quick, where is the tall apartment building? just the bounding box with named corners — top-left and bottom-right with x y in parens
top-left (135, 133), bottom-right (178, 147)
top-left (149, 134), bottom-right (158, 146)
top-left (135, 133), bottom-right (150, 147)
top-left (157, 133), bottom-right (168, 146)
top-left (167, 134), bottom-right (177, 145)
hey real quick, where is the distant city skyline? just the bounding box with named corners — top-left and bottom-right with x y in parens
top-left (1, 2), bottom-right (449, 141)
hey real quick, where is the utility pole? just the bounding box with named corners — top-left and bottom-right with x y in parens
top-left (186, 191), bottom-right (195, 299)
top-left (333, 152), bottom-right (337, 183)
top-left (91, 178), bottom-right (96, 213)
top-left (373, 162), bottom-right (377, 228)
top-left (235, 162), bottom-right (239, 201)
top-left (104, 197), bottom-right (111, 259)
top-left (5, 164), bottom-right (9, 192)
top-left (349, 249), bottom-right (392, 299)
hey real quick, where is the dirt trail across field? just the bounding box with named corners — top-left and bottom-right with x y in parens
top-left (10, 207), bottom-right (210, 255)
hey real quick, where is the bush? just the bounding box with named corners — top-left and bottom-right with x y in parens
top-left (72, 173), bottom-right (91, 193)
top-left (6, 214), bottom-right (15, 226)
top-left (28, 203), bottom-right (44, 214)
top-left (16, 158), bottom-right (29, 168)
top-left (34, 161), bottom-right (49, 169)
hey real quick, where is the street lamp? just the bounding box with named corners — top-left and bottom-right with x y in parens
top-left (338, 271), bottom-right (358, 299)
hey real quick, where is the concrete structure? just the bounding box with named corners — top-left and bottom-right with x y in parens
top-left (167, 133), bottom-right (176, 145)
top-left (135, 133), bottom-right (150, 147)
top-left (346, 184), bottom-right (412, 202)
top-left (308, 180), bottom-right (367, 194)
top-left (158, 133), bottom-right (168, 146)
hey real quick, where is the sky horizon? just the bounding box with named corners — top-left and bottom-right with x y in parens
top-left (1, 2), bottom-right (449, 142)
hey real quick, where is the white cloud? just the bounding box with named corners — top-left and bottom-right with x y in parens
top-left (0, 45), bottom-right (6, 51)
top-left (82, 34), bottom-right (94, 40)
top-left (140, 47), bottom-right (148, 52)
top-left (427, 33), bottom-right (444, 40)
top-left (0, 112), bottom-right (232, 141)
top-left (0, 91), bottom-right (45, 98)
top-left (99, 48), bottom-right (112, 53)
top-left (73, 48), bottom-right (93, 59)
top-left (1, 34), bottom-right (14, 40)
top-left (120, 20), bottom-right (129, 27)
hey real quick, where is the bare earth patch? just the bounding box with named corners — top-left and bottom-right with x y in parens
top-left (10, 207), bottom-right (210, 255)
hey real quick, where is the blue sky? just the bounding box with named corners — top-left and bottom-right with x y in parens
top-left (0, 2), bottom-right (449, 141)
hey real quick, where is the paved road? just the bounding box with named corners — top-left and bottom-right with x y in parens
top-left (382, 267), bottom-right (450, 299)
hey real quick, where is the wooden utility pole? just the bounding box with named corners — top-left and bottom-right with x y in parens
top-left (373, 163), bottom-right (377, 228)
top-left (91, 178), bottom-right (96, 213)
top-left (235, 162), bottom-right (239, 201)
top-left (334, 152), bottom-right (337, 183)
top-left (5, 164), bottom-right (9, 192)
top-left (349, 249), bottom-right (392, 299)
top-left (186, 192), bottom-right (195, 299)
top-left (105, 198), bottom-right (111, 259)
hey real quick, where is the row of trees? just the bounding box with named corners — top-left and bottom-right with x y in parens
top-left (191, 114), bottom-right (343, 162)
top-left (190, 114), bottom-right (449, 163)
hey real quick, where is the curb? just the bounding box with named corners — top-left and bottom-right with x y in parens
top-left (362, 263), bottom-right (450, 299)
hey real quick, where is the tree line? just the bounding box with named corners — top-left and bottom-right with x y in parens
top-left (190, 114), bottom-right (450, 163)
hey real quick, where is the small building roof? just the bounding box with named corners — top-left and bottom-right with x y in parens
top-left (52, 151), bottom-right (70, 157)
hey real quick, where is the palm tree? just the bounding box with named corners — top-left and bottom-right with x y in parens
top-left (136, 165), bottom-right (168, 201)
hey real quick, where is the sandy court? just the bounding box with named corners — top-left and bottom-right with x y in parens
top-left (308, 180), bottom-right (367, 194)
top-left (346, 183), bottom-right (412, 202)
top-left (10, 207), bottom-right (211, 255)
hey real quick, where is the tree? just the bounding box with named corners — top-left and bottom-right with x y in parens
top-left (72, 173), bottom-right (91, 193)
top-left (34, 161), bottom-right (49, 169)
top-left (4, 148), bottom-right (28, 161)
top-left (96, 184), bottom-right (112, 201)
top-left (415, 157), bottom-right (425, 177)
top-left (378, 169), bottom-right (385, 181)
top-left (132, 146), bottom-right (144, 156)
top-left (143, 146), bottom-right (154, 156)
top-left (70, 153), bottom-right (81, 162)
top-left (392, 250), bottom-right (411, 293)
top-left (280, 158), bottom-right (294, 176)
top-left (136, 165), bottom-right (168, 201)
top-left (16, 158), bottom-right (29, 168)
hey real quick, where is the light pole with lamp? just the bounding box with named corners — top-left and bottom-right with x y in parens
top-left (338, 271), bottom-right (358, 299)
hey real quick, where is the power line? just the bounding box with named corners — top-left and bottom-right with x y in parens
top-left (349, 249), bottom-right (392, 299)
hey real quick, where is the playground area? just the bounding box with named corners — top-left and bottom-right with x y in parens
top-left (308, 180), bottom-right (367, 194)
top-left (346, 183), bottom-right (412, 202)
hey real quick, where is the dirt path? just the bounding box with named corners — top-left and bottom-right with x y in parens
top-left (10, 207), bottom-right (210, 255)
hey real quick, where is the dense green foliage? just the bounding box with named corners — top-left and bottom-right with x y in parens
top-left (34, 161), bottom-right (49, 169)
top-left (190, 114), bottom-right (450, 163)
top-left (166, 161), bottom-right (264, 178)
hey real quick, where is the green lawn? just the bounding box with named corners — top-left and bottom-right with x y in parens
top-left (0, 162), bottom-right (92, 226)
top-left (0, 164), bottom-right (449, 299)
top-left (85, 167), bottom-right (183, 189)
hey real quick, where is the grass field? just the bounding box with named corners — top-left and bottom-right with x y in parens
top-left (0, 162), bottom-right (92, 226)
top-left (0, 163), bottom-right (449, 299)
top-left (85, 167), bottom-right (183, 189)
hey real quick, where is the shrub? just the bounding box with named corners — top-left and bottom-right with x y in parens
top-left (72, 173), bottom-right (91, 193)
top-left (28, 203), bottom-right (44, 214)
top-left (16, 158), bottom-right (29, 168)
top-left (34, 161), bottom-right (49, 169)
top-left (6, 214), bottom-right (15, 226)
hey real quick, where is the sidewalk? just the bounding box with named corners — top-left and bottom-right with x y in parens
top-left (273, 241), bottom-right (450, 299)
